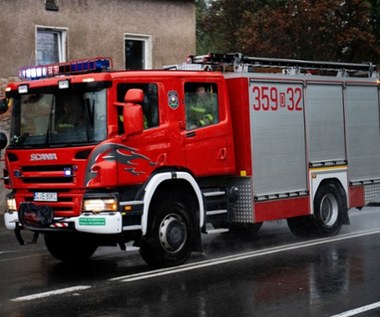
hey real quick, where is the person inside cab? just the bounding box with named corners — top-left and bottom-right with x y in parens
top-left (55, 95), bottom-right (84, 132)
top-left (186, 85), bottom-right (218, 129)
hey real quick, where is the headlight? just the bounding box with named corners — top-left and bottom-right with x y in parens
top-left (83, 198), bottom-right (118, 213)
top-left (7, 197), bottom-right (17, 212)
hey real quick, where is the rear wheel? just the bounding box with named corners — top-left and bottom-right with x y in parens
top-left (288, 181), bottom-right (345, 237)
top-left (313, 181), bottom-right (345, 236)
top-left (44, 232), bottom-right (98, 262)
top-left (140, 201), bottom-right (194, 268)
top-left (228, 222), bottom-right (263, 235)
top-left (287, 215), bottom-right (315, 237)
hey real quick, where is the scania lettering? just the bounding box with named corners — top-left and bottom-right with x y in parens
top-left (30, 153), bottom-right (58, 161)
top-left (1, 54), bottom-right (380, 267)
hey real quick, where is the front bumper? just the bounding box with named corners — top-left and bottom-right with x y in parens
top-left (4, 210), bottom-right (123, 234)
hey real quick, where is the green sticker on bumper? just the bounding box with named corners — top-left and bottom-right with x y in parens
top-left (79, 218), bottom-right (106, 226)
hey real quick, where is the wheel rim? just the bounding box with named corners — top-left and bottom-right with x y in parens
top-left (159, 213), bottom-right (187, 253)
top-left (319, 193), bottom-right (339, 227)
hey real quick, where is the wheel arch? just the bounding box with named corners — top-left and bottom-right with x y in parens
top-left (288, 170), bottom-right (350, 237)
top-left (309, 167), bottom-right (349, 214)
top-left (311, 175), bottom-right (349, 225)
top-left (141, 171), bottom-right (204, 238)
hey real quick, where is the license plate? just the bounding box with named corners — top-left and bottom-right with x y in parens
top-left (34, 192), bottom-right (58, 202)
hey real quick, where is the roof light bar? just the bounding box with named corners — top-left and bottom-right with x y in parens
top-left (19, 57), bottom-right (113, 81)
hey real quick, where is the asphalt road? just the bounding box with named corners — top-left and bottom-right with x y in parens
top-left (1, 207), bottom-right (380, 317)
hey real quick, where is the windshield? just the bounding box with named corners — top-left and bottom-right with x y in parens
top-left (10, 88), bottom-right (107, 147)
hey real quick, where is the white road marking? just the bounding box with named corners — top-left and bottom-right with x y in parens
top-left (8, 228), bottom-right (380, 303)
top-left (0, 253), bottom-right (46, 263)
top-left (109, 228), bottom-right (380, 283)
top-left (10, 285), bottom-right (92, 302)
top-left (330, 301), bottom-right (380, 317)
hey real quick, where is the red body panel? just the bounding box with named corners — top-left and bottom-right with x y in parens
top-left (255, 196), bottom-right (310, 222)
top-left (225, 77), bottom-right (252, 176)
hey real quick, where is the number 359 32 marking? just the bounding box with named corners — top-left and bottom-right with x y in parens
top-left (252, 86), bottom-right (303, 111)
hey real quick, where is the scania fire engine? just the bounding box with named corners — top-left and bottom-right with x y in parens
top-left (1, 53), bottom-right (379, 267)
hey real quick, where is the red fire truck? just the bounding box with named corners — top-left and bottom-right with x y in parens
top-left (1, 53), bottom-right (379, 267)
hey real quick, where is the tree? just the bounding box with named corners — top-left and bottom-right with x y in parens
top-left (195, 0), bottom-right (211, 54)
top-left (197, 0), bottom-right (260, 53)
top-left (367, 0), bottom-right (380, 52)
top-left (197, 0), bottom-right (380, 63)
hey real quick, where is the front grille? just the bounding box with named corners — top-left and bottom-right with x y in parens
top-left (23, 177), bottom-right (73, 183)
top-left (20, 165), bottom-right (75, 184)
top-left (22, 165), bottom-right (72, 172)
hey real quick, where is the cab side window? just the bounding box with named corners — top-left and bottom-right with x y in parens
top-left (117, 83), bottom-right (159, 133)
top-left (185, 83), bottom-right (218, 130)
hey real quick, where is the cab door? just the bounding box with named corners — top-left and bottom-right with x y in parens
top-left (113, 80), bottom-right (171, 185)
top-left (180, 79), bottom-right (235, 177)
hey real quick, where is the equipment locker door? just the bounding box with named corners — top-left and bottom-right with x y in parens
top-left (305, 83), bottom-right (346, 166)
top-left (346, 84), bottom-right (380, 183)
top-left (249, 80), bottom-right (307, 198)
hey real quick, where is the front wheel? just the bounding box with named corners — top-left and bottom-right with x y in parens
top-left (140, 201), bottom-right (194, 268)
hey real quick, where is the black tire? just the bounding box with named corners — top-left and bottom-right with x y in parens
top-left (140, 201), bottom-right (194, 268)
top-left (287, 215), bottom-right (315, 237)
top-left (44, 232), bottom-right (98, 262)
top-left (313, 181), bottom-right (345, 237)
top-left (228, 222), bottom-right (263, 235)
top-left (287, 181), bottom-right (345, 237)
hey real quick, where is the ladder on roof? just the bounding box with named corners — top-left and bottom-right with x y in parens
top-left (185, 52), bottom-right (378, 78)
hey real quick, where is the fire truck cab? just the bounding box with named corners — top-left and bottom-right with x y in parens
top-left (1, 54), bottom-right (379, 267)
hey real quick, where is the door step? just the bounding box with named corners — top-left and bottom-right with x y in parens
top-left (206, 228), bottom-right (230, 234)
top-left (205, 223), bottom-right (229, 234)
top-left (203, 188), bottom-right (230, 234)
top-left (206, 209), bottom-right (228, 216)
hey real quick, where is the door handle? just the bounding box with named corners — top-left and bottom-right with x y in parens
top-left (217, 147), bottom-right (227, 160)
top-left (186, 131), bottom-right (196, 138)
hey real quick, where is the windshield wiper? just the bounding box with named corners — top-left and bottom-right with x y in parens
top-left (45, 96), bottom-right (56, 145)
top-left (45, 122), bottom-right (51, 144)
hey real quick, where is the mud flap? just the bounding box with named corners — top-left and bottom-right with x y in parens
top-left (343, 209), bottom-right (350, 225)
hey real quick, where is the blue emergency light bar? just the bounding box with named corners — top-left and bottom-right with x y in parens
top-left (19, 57), bottom-right (112, 80)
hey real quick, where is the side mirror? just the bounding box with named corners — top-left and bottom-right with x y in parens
top-left (123, 104), bottom-right (144, 136)
top-left (0, 132), bottom-right (8, 149)
top-left (123, 89), bottom-right (144, 136)
top-left (124, 88), bottom-right (144, 104)
top-left (0, 98), bottom-right (9, 114)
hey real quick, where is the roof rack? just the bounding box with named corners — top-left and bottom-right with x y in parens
top-left (185, 53), bottom-right (377, 78)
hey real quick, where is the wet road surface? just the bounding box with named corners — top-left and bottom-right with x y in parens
top-left (1, 207), bottom-right (380, 316)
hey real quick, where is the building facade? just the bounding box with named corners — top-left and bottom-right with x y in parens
top-left (0, 0), bottom-right (195, 90)
top-left (0, 0), bottom-right (195, 208)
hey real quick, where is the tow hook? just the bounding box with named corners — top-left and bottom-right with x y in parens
top-left (14, 226), bottom-right (40, 245)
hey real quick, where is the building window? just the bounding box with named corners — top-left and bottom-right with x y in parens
top-left (36, 27), bottom-right (67, 65)
top-left (125, 35), bottom-right (152, 70)
top-left (45, 0), bottom-right (59, 11)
